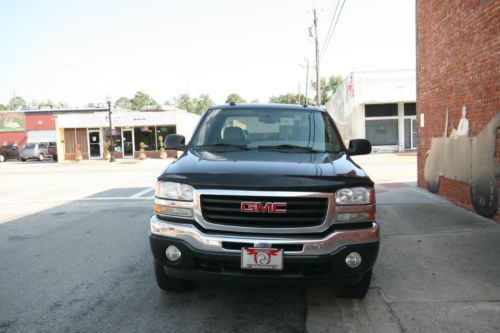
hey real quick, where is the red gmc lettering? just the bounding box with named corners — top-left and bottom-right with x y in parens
top-left (240, 202), bottom-right (287, 213)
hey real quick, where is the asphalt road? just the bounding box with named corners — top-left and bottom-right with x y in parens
top-left (1, 157), bottom-right (499, 332)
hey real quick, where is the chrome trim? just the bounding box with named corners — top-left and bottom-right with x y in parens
top-left (193, 189), bottom-right (335, 234)
top-left (150, 215), bottom-right (379, 256)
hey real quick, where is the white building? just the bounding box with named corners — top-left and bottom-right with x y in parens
top-left (55, 107), bottom-right (200, 161)
top-left (325, 70), bottom-right (416, 152)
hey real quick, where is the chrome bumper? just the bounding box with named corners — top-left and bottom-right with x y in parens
top-left (150, 215), bottom-right (379, 256)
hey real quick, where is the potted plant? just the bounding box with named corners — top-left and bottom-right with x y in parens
top-left (158, 135), bottom-right (167, 159)
top-left (139, 142), bottom-right (146, 160)
top-left (75, 143), bottom-right (83, 161)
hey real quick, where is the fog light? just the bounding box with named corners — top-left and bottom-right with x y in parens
top-left (345, 252), bottom-right (362, 268)
top-left (165, 245), bottom-right (182, 261)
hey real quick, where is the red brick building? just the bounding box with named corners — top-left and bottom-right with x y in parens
top-left (417, 0), bottom-right (499, 217)
top-left (0, 112), bottom-right (56, 147)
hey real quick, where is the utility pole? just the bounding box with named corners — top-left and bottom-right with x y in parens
top-left (304, 58), bottom-right (310, 104)
top-left (313, 9), bottom-right (320, 107)
top-left (297, 82), bottom-right (301, 105)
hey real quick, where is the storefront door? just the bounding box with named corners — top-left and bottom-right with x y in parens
top-left (404, 118), bottom-right (417, 150)
top-left (122, 129), bottom-right (134, 158)
top-left (88, 129), bottom-right (102, 158)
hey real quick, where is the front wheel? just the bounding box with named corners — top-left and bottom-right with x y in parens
top-left (154, 261), bottom-right (192, 292)
top-left (38, 154), bottom-right (44, 161)
top-left (0, 154), bottom-right (5, 162)
top-left (337, 270), bottom-right (372, 299)
top-left (470, 166), bottom-right (498, 217)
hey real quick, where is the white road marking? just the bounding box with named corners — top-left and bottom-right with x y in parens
top-left (130, 187), bottom-right (155, 198)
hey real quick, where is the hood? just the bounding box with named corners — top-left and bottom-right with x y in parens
top-left (158, 149), bottom-right (373, 192)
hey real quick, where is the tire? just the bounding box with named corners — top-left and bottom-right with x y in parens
top-left (470, 166), bottom-right (498, 218)
top-left (20, 158), bottom-right (26, 162)
top-left (154, 261), bottom-right (192, 292)
top-left (0, 154), bottom-right (5, 162)
top-left (52, 154), bottom-right (58, 162)
top-left (337, 270), bottom-right (372, 299)
top-left (38, 154), bottom-right (44, 161)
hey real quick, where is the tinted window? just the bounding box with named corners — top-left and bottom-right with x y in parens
top-left (365, 104), bottom-right (398, 117)
top-left (192, 108), bottom-right (342, 152)
top-left (404, 103), bottom-right (416, 116)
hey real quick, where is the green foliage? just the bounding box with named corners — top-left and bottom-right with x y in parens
top-left (225, 93), bottom-right (246, 104)
top-left (8, 96), bottom-right (27, 110)
top-left (0, 103), bottom-right (5, 111)
top-left (310, 75), bottom-right (343, 105)
top-left (115, 96), bottom-right (133, 110)
top-left (130, 91), bottom-right (158, 110)
top-left (173, 93), bottom-right (213, 115)
top-left (268, 93), bottom-right (313, 105)
top-left (37, 100), bottom-right (55, 109)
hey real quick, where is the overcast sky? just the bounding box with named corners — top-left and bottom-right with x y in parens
top-left (0, 0), bottom-right (415, 107)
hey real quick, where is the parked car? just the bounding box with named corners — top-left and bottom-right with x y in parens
top-left (19, 142), bottom-right (58, 161)
top-left (0, 144), bottom-right (20, 162)
top-left (150, 103), bottom-right (378, 298)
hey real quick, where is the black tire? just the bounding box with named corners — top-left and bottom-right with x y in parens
top-left (20, 158), bottom-right (26, 162)
top-left (52, 154), bottom-right (58, 162)
top-left (0, 154), bottom-right (5, 162)
top-left (38, 154), bottom-right (44, 161)
top-left (337, 270), bottom-right (372, 299)
top-left (154, 261), bottom-right (192, 292)
top-left (470, 166), bottom-right (498, 218)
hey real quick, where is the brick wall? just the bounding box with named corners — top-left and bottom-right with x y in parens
top-left (416, 0), bottom-right (499, 215)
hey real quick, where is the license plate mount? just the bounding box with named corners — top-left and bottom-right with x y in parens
top-left (241, 247), bottom-right (283, 271)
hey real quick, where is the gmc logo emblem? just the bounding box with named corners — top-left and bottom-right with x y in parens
top-left (240, 202), bottom-right (287, 213)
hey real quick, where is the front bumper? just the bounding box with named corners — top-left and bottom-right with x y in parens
top-left (150, 215), bottom-right (380, 285)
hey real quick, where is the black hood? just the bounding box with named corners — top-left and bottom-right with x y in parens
top-left (158, 150), bottom-right (373, 192)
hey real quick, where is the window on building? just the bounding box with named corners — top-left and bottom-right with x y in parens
top-left (156, 126), bottom-right (176, 148)
top-left (365, 119), bottom-right (399, 145)
top-left (365, 104), bottom-right (398, 117)
top-left (404, 103), bottom-right (416, 116)
top-left (134, 126), bottom-right (156, 151)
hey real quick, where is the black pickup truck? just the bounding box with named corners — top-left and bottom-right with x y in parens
top-left (150, 103), bottom-right (379, 298)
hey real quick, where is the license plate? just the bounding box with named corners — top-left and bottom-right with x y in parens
top-left (241, 248), bottom-right (283, 271)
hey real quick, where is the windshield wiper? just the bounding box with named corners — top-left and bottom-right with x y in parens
top-left (257, 144), bottom-right (338, 153)
top-left (194, 143), bottom-right (254, 150)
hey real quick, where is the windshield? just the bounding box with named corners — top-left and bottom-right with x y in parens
top-left (191, 108), bottom-right (343, 152)
top-left (23, 143), bottom-right (36, 149)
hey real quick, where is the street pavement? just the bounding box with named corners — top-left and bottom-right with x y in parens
top-left (0, 155), bottom-right (499, 332)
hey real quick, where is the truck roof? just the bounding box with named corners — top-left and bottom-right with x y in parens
top-left (210, 103), bottom-right (326, 112)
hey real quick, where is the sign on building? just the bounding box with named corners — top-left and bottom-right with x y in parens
top-left (0, 113), bottom-right (26, 132)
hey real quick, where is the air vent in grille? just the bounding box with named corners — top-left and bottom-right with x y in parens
top-left (200, 195), bottom-right (328, 228)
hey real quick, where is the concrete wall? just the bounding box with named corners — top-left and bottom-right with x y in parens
top-left (326, 70), bottom-right (416, 150)
top-left (417, 0), bottom-right (499, 215)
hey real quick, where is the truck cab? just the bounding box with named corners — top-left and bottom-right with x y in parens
top-left (150, 103), bottom-right (378, 298)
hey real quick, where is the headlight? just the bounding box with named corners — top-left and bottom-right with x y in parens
top-left (156, 181), bottom-right (194, 201)
top-left (335, 187), bottom-right (373, 205)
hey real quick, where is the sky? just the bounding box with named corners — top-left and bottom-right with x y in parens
top-left (0, 0), bottom-right (416, 107)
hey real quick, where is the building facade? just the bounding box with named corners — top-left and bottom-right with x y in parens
top-left (325, 70), bottom-right (416, 152)
top-left (0, 111), bottom-right (56, 146)
top-left (55, 109), bottom-right (200, 161)
top-left (417, 0), bottom-right (499, 218)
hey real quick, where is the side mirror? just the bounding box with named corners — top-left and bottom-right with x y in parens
top-left (165, 134), bottom-right (187, 151)
top-left (347, 139), bottom-right (371, 156)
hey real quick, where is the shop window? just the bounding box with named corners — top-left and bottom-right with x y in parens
top-left (103, 128), bottom-right (122, 152)
top-left (156, 126), bottom-right (176, 147)
top-left (365, 104), bottom-right (398, 117)
top-left (134, 126), bottom-right (156, 151)
top-left (404, 103), bottom-right (416, 116)
top-left (365, 119), bottom-right (399, 145)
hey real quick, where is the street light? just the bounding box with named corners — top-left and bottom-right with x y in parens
top-left (106, 96), bottom-right (115, 163)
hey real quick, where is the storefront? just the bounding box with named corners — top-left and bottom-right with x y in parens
top-left (325, 70), bottom-right (416, 152)
top-left (0, 111), bottom-right (56, 147)
top-left (55, 109), bottom-right (199, 161)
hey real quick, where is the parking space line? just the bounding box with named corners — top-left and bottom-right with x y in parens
top-left (130, 187), bottom-right (155, 198)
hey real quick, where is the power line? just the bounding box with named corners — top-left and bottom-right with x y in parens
top-left (320, 0), bottom-right (346, 62)
top-left (320, 0), bottom-right (341, 58)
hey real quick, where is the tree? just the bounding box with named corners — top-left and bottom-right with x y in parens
top-left (193, 94), bottom-right (213, 114)
top-left (172, 93), bottom-right (213, 115)
top-left (8, 96), bottom-right (27, 110)
top-left (225, 93), bottom-right (246, 104)
top-left (310, 75), bottom-right (343, 105)
top-left (37, 100), bottom-right (55, 109)
top-left (0, 103), bottom-right (5, 111)
top-left (269, 93), bottom-right (313, 105)
top-left (115, 96), bottom-right (133, 110)
top-left (130, 91), bottom-right (157, 110)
